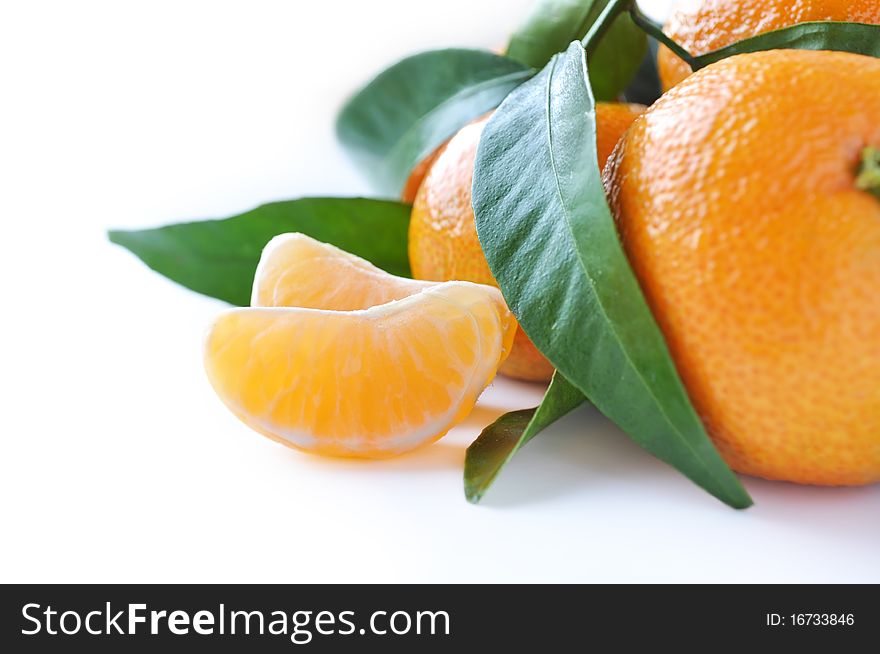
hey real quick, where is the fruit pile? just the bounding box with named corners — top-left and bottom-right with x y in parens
top-left (111, 0), bottom-right (880, 508)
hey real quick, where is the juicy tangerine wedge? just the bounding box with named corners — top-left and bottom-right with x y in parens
top-left (252, 232), bottom-right (433, 310)
top-left (205, 234), bottom-right (515, 458)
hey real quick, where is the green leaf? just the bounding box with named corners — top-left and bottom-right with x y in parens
top-left (464, 374), bottom-right (586, 503)
top-left (507, 0), bottom-right (598, 67)
top-left (336, 49), bottom-right (533, 197)
top-left (109, 198), bottom-right (411, 306)
top-left (506, 0), bottom-right (646, 100)
top-left (691, 21), bottom-right (880, 70)
top-left (472, 41), bottom-right (752, 509)
top-left (587, 1), bottom-right (647, 100)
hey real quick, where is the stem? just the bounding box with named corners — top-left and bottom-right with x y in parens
top-left (628, 2), bottom-right (696, 69)
top-left (856, 146), bottom-right (880, 199)
top-left (582, 0), bottom-right (633, 55)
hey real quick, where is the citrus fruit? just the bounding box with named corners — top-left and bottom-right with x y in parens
top-left (205, 234), bottom-right (515, 458)
top-left (605, 50), bottom-right (880, 485)
top-left (658, 0), bottom-right (880, 91)
top-left (252, 232), bottom-right (432, 309)
top-left (409, 102), bottom-right (646, 382)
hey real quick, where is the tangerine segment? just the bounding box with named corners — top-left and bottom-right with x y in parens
top-left (252, 233), bottom-right (431, 310)
top-left (206, 282), bottom-right (514, 458)
top-left (252, 234), bottom-right (513, 354)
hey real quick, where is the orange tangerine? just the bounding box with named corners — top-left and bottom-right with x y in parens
top-left (606, 50), bottom-right (880, 485)
top-left (658, 0), bottom-right (880, 91)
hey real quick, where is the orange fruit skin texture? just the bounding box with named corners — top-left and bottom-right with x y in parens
top-left (401, 148), bottom-right (442, 204)
top-left (409, 103), bottom-right (646, 382)
top-left (605, 50), bottom-right (880, 486)
top-left (658, 0), bottom-right (880, 91)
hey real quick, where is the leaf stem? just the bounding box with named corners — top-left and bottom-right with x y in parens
top-left (856, 146), bottom-right (880, 199)
top-left (582, 0), bottom-right (633, 55)
top-left (628, 2), bottom-right (696, 68)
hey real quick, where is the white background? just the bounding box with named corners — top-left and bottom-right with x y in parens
top-left (2, 0), bottom-right (878, 583)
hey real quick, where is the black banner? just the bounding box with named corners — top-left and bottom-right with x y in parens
top-left (1, 584), bottom-right (875, 651)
